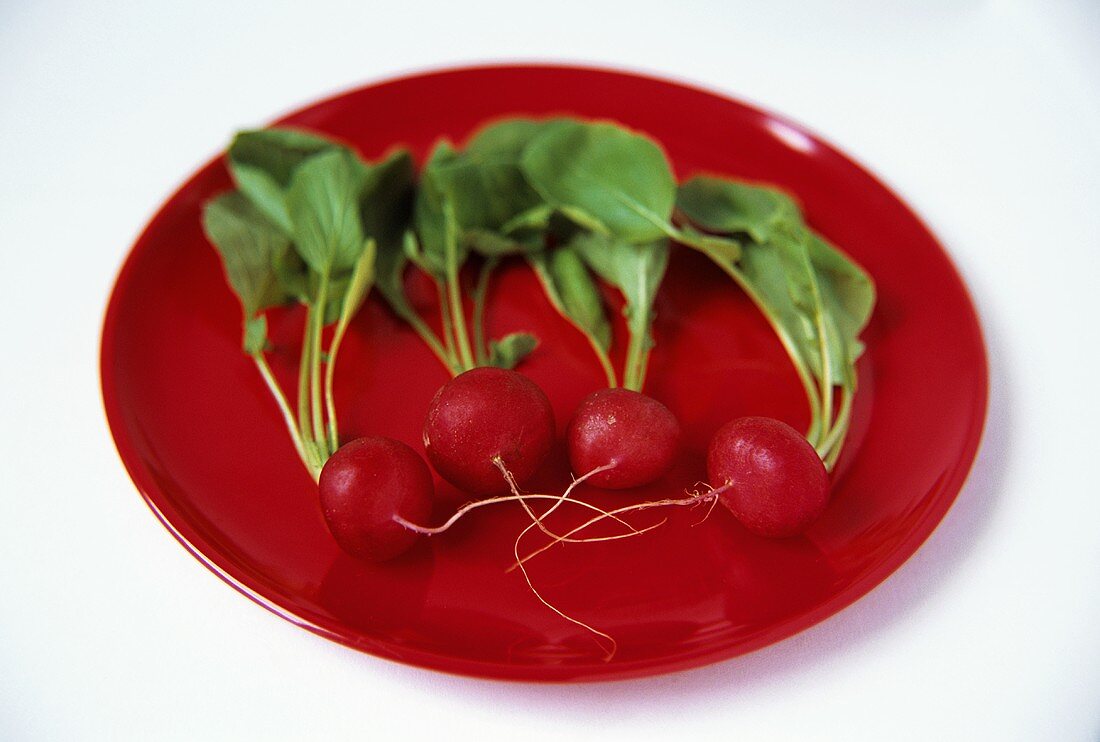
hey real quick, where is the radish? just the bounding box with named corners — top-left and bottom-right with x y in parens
top-left (319, 437), bottom-right (434, 561)
top-left (706, 417), bottom-right (830, 538)
top-left (422, 367), bottom-right (555, 496)
top-left (566, 388), bottom-right (681, 489)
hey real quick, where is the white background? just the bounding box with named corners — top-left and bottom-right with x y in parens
top-left (2, 1), bottom-right (1098, 739)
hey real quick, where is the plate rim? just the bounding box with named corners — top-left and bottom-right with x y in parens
top-left (99, 61), bottom-right (990, 683)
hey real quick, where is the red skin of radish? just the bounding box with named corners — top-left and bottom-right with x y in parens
top-left (319, 437), bottom-right (434, 562)
top-left (707, 417), bottom-right (830, 538)
top-left (423, 367), bottom-right (555, 497)
top-left (566, 388), bottom-right (681, 489)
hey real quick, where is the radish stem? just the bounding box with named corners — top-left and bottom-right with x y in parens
top-left (251, 352), bottom-right (317, 481)
top-left (436, 277), bottom-right (458, 369)
top-left (471, 258), bottom-right (498, 365)
top-left (309, 273), bottom-right (330, 458)
top-left (297, 306), bottom-right (317, 465)
top-left (403, 307), bottom-right (459, 373)
top-left (442, 200), bottom-right (476, 371)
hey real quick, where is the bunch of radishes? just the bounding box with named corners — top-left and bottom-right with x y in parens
top-left (203, 116), bottom-right (874, 568)
top-left (319, 367), bottom-right (831, 563)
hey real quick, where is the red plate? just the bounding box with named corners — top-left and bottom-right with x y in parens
top-left (100, 65), bottom-right (987, 681)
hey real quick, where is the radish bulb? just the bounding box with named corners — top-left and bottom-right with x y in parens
top-left (422, 367), bottom-right (555, 496)
top-left (319, 437), bottom-right (434, 561)
top-left (566, 388), bottom-right (681, 489)
top-left (706, 417), bottom-right (830, 538)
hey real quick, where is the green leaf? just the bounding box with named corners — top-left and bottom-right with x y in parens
top-left (500, 203), bottom-right (555, 234)
top-left (700, 219), bottom-right (873, 390)
top-left (416, 139), bottom-right (547, 266)
top-left (272, 247), bottom-right (310, 302)
top-left (359, 149), bottom-right (415, 244)
top-left (463, 228), bottom-right (542, 257)
top-left (228, 128), bottom-right (339, 234)
top-left (243, 315), bottom-right (268, 354)
top-left (529, 248), bottom-right (611, 351)
top-left (464, 118), bottom-right (561, 161)
top-left (488, 332), bottom-right (539, 369)
top-left (374, 232), bottom-right (412, 318)
top-left (671, 223), bottom-right (742, 263)
top-left (359, 150), bottom-right (415, 317)
top-left (570, 232), bottom-right (669, 390)
top-left (569, 232), bottom-right (669, 340)
top-left (805, 231), bottom-right (875, 377)
top-left (412, 142), bottom-right (460, 276)
top-left (285, 149), bottom-right (368, 276)
top-left (340, 238), bottom-right (377, 324)
top-left (674, 175), bottom-right (874, 390)
top-left (201, 191), bottom-right (293, 318)
top-left (676, 176), bottom-right (800, 244)
top-left (521, 120), bottom-right (677, 244)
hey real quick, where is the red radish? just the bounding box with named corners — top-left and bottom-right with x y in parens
top-left (707, 417), bottom-right (830, 538)
top-left (422, 367), bottom-right (555, 496)
top-left (319, 437), bottom-right (434, 562)
top-left (566, 388), bottom-right (681, 489)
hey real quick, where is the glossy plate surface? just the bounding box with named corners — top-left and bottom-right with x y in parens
top-left (101, 65), bottom-right (988, 681)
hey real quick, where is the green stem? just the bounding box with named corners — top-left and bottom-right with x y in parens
top-left (818, 383), bottom-right (854, 469)
top-left (823, 411), bottom-right (849, 471)
top-left (436, 277), bottom-right (458, 368)
top-left (402, 307), bottom-right (459, 373)
top-left (447, 272), bottom-right (476, 371)
top-left (442, 199), bottom-right (476, 371)
top-left (297, 307), bottom-right (315, 458)
top-left (623, 326), bottom-right (647, 392)
top-left (324, 319), bottom-right (347, 455)
top-left (252, 352), bottom-right (318, 481)
top-left (815, 313), bottom-right (834, 445)
top-left (309, 274), bottom-right (330, 460)
top-left (471, 258), bottom-right (498, 365)
top-left (594, 345), bottom-right (618, 389)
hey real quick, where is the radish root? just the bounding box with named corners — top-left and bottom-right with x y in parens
top-left (506, 479), bottom-right (731, 661)
top-left (512, 517), bottom-right (618, 662)
top-left (396, 469), bottom-right (733, 664)
top-left (508, 482), bottom-right (731, 573)
top-left (393, 491), bottom-right (628, 535)
top-left (491, 458), bottom-right (639, 540)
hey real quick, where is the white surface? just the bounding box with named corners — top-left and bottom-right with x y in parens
top-left (2, 1), bottom-right (1098, 739)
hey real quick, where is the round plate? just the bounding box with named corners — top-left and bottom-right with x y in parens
top-left (101, 65), bottom-right (987, 681)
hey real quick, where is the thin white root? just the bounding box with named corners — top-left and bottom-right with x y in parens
top-left (513, 518), bottom-right (618, 662)
top-left (692, 490), bottom-right (722, 526)
top-left (492, 458), bottom-right (638, 540)
top-left (507, 483), bottom-right (733, 573)
top-left (393, 491), bottom-right (634, 535)
top-left (397, 470), bottom-right (735, 665)
top-left (529, 462), bottom-right (615, 527)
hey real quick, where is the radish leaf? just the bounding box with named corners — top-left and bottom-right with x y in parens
top-left (488, 332), bottom-right (539, 369)
top-left (286, 149), bottom-right (368, 276)
top-left (676, 176), bottom-right (875, 460)
top-left (570, 232), bottom-right (669, 390)
top-left (202, 191), bottom-right (293, 320)
top-left (528, 247), bottom-right (616, 386)
top-left (521, 121), bottom-right (676, 244)
top-left (676, 176), bottom-right (799, 244)
top-left (228, 128), bottom-right (338, 234)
